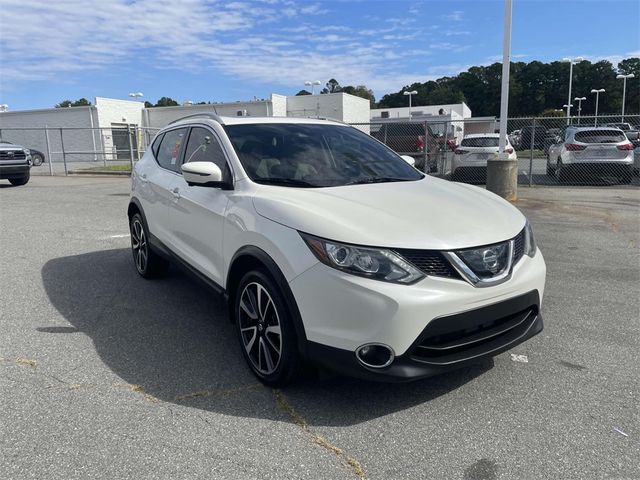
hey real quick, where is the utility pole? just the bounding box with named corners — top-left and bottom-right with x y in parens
top-left (487, 0), bottom-right (517, 201)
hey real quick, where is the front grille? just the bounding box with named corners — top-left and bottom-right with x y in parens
top-left (513, 228), bottom-right (525, 264)
top-left (0, 150), bottom-right (26, 161)
top-left (393, 249), bottom-right (461, 279)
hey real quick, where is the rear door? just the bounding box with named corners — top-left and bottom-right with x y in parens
top-left (167, 126), bottom-right (232, 285)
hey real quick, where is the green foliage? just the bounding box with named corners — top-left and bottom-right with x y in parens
top-left (295, 89), bottom-right (312, 96)
top-left (341, 85), bottom-right (376, 106)
top-left (377, 58), bottom-right (639, 117)
top-left (153, 97), bottom-right (179, 107)
top-left (321, 78), bottom-right (341, 94)
top-left (55, 98), bottom-right (92, 108)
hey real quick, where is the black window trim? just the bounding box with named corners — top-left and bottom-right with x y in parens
top-left (181, 123), bottom-right (236, 185)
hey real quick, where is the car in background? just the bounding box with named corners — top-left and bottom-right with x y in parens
top-left (372, 122), bottom-right (438, 171)
top-left (543, 128), bottom-right (561, 155)
top-left (509, 129), bottom-right (522, 150)
top-left (451, 134), bottom-right (517, 183)
top-left (547, 127), bottom-right (634, 184)
top-left (519, 125), bottom-right (546, 150)
top-left (604, 122), bottom-right (633, 131)
top-left (0, 140), bottom-right (32, 185)
top-left (29, 148), bottom-right (45, 166)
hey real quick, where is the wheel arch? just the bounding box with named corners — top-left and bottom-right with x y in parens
top-left (226, 245), bottom-right (308, 354)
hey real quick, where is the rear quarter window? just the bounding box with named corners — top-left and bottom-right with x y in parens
top-left (461, 137), bottom-right (500, 147)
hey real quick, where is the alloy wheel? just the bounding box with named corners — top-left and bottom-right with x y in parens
top-left (131, 218), bottom-right (148, 274)
top-left (238, 282), bottom-right (282, 376)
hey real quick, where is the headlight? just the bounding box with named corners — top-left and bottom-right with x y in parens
top-left (524, 220), bottom-right (536, 257)
top-left (299, 232), bottom-right (424, 284)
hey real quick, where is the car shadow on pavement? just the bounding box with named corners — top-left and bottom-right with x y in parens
top-left (42, 248), bottom-right (492, 427)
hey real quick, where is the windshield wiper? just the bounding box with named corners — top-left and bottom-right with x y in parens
top-left (345, 177), bottom-right (412, 186)
top-left (257, 178), bottom-right (318, 188)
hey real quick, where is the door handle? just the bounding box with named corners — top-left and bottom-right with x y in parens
top-left (171, 187), bottom-right (180, 199)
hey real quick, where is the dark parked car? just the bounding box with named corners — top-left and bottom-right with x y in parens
top-left (29, 148), bottom-right (45, 166)
top-left (519, 125), bottom-right (547, 150)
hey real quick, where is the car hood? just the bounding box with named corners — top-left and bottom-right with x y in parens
top-left (252, 176), bottom-right (525, 250)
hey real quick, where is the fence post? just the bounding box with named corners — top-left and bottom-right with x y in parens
top-left (423, 121), bottom-right (428, 173)
top-left (59, 128), bottom-right (68, 176)
top-left (528, 118), bottom-right (535, 186)
top-left (44, 126), bottom-right (53, 176)
top-left (127, 125), bottom-right (135, 171)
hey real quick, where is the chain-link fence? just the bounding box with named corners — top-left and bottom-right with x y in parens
top-left (1, 116), bottom-right (638, 186)
top-left (353, 114), bottom-right (639, 187)
top-left (0, 126), bottom-right (159, 176)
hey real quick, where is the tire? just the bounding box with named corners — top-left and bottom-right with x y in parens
top-left (556, 160), bottom-right (569, 184)
top-left (234, 269), bottom-right (300, 387)
top-left (32, 154), bottom-right (44, 166)
top-left (129, 213), bottom-right (169, 278)
top-left (546, 158), bottom-right (555, 177)
top-left (620, 173), bottom-right (632, 184)
top-left (9, 174), bottom-right (29, 186)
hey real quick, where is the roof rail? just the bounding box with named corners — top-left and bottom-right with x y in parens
top-left (168, 112), bottom-right (224, 125)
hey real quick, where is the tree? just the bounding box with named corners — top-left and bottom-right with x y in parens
top-left (154, 97), bottom-right (179, 107)
top-left (295, 89), bottom-right (312, 96)
top-left (341, 85), bottom-right (376, 105)
top-left (321, 78), bottom-right (341, 94)
top-left (144, 101), bottom-right (153, 108)
top-left (55, 98), bottom-right (92, 108)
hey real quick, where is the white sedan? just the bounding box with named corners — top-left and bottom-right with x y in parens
top-left (451, 134), bottom-right (517, 183)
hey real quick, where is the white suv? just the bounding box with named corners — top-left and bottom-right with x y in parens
top-left (128, 114), bottom-right (546, 386)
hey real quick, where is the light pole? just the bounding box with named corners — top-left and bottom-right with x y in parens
top-left (574, 97), bottom-right (586, 124)
top-left (616, 73), bottom-right (635, 122)
top-left (562, 57), bottom-right (583, 124)
top-left (304, 80), bottom-right (321, 95)
top-left (0, 104), bottom-right (8, 112)
top-left (128, 92), bottom-right (144, 100)
top-left (403, 90), bottom-right (418, 118)
top-left (591, 88), bottom-right (605, 126)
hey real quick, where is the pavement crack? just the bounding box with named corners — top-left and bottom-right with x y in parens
top-left (273, 389), bottom-right (367, 479)
top-left (174, 383), bottom-right (261, 402)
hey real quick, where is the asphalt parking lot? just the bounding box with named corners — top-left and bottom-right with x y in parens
top-left (1, 176), bottom-right (639, 480)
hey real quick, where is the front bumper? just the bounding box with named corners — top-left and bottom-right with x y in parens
top-left (307, 291), bottom-right (543, 382)
top-left (290, 248), bottom-right (546, 379)
top-left (0, 164), bottom-right (31, 179)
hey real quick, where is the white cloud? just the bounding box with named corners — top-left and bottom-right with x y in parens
top-left (442, 10), bottom-right (464, 21)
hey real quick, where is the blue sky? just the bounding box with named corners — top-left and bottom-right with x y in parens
top-left (1, 0), bottom-right (638, 110)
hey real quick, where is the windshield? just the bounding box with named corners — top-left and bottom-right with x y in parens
top-left (224, 123), bottom-right (424, 187)
top-left (461, 137), bottom-right (500, 147)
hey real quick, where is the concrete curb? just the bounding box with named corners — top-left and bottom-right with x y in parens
top-left (68, 170), bottom-right (131, 177)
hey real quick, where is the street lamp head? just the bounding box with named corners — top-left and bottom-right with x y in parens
top-left (563, 57), bottom-right (583, 64)
top-left (616, 74), bottom-right (635, 79)
top-left (591, 88), bottom-right (605, 93)
top-left (403, 90), bottom-right (418, 95)
top-left (304, 81), bottom-right (312, 86)
top-left (312, 80), bottom-right (322, 86)
top-left (574, 97), bottom-right (586, 101)
top-left (563, 104), bottom-right (573, 108)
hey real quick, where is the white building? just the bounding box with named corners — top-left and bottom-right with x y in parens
top-left (371, 102), bottom-right (472, 122)
top-left (0, 93), bottom-right (370, 161)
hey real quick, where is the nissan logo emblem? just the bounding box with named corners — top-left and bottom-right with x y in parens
top-left (482, 249), bottom-right (499, 272)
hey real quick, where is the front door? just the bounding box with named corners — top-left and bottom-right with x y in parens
top-left (167, 126), bottom-right (232, 285)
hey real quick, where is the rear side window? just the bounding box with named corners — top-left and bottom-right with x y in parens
top-left (151, 133), bottom-right (164, 158)
top-left (385, 124), bottom-right (428, 136)
top-left (183, 127), bottom-right (231, 181)
top-left (156, 128), bottom-right (187, 172)
top-left (461, 137), bottom-right (499, 147)
top-left (574, 130), bottom-right (626, 143)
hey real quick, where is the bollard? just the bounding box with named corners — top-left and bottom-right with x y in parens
top-left (486, 156), bottom-right (518, 201)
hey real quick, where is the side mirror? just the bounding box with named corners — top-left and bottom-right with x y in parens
top-left (181, 162), bottom-right (231, 189)
top-left (400, 155), bottom-right (416, 167)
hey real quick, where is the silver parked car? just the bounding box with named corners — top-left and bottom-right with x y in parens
top-left (547, 127), bottom-right (634, 184)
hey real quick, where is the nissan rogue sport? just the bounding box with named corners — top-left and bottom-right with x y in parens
top-left (128, 113), bottom-right (546, 386)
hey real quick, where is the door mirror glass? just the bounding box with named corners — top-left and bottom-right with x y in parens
top-left (400, 155), bottom-right (416, 167)
top-left (181, 161), bottom-right (225, 187)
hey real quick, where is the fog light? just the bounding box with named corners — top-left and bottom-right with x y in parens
top-left (355, 343), bottom-right (394, 369)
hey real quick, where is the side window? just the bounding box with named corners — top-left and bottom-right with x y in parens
top-left (156, 128), bottom-right (187, 172)
top-left (151, 133), bottom-right (164, 158)
top-left (183, 127), bottom-right (231, 181)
